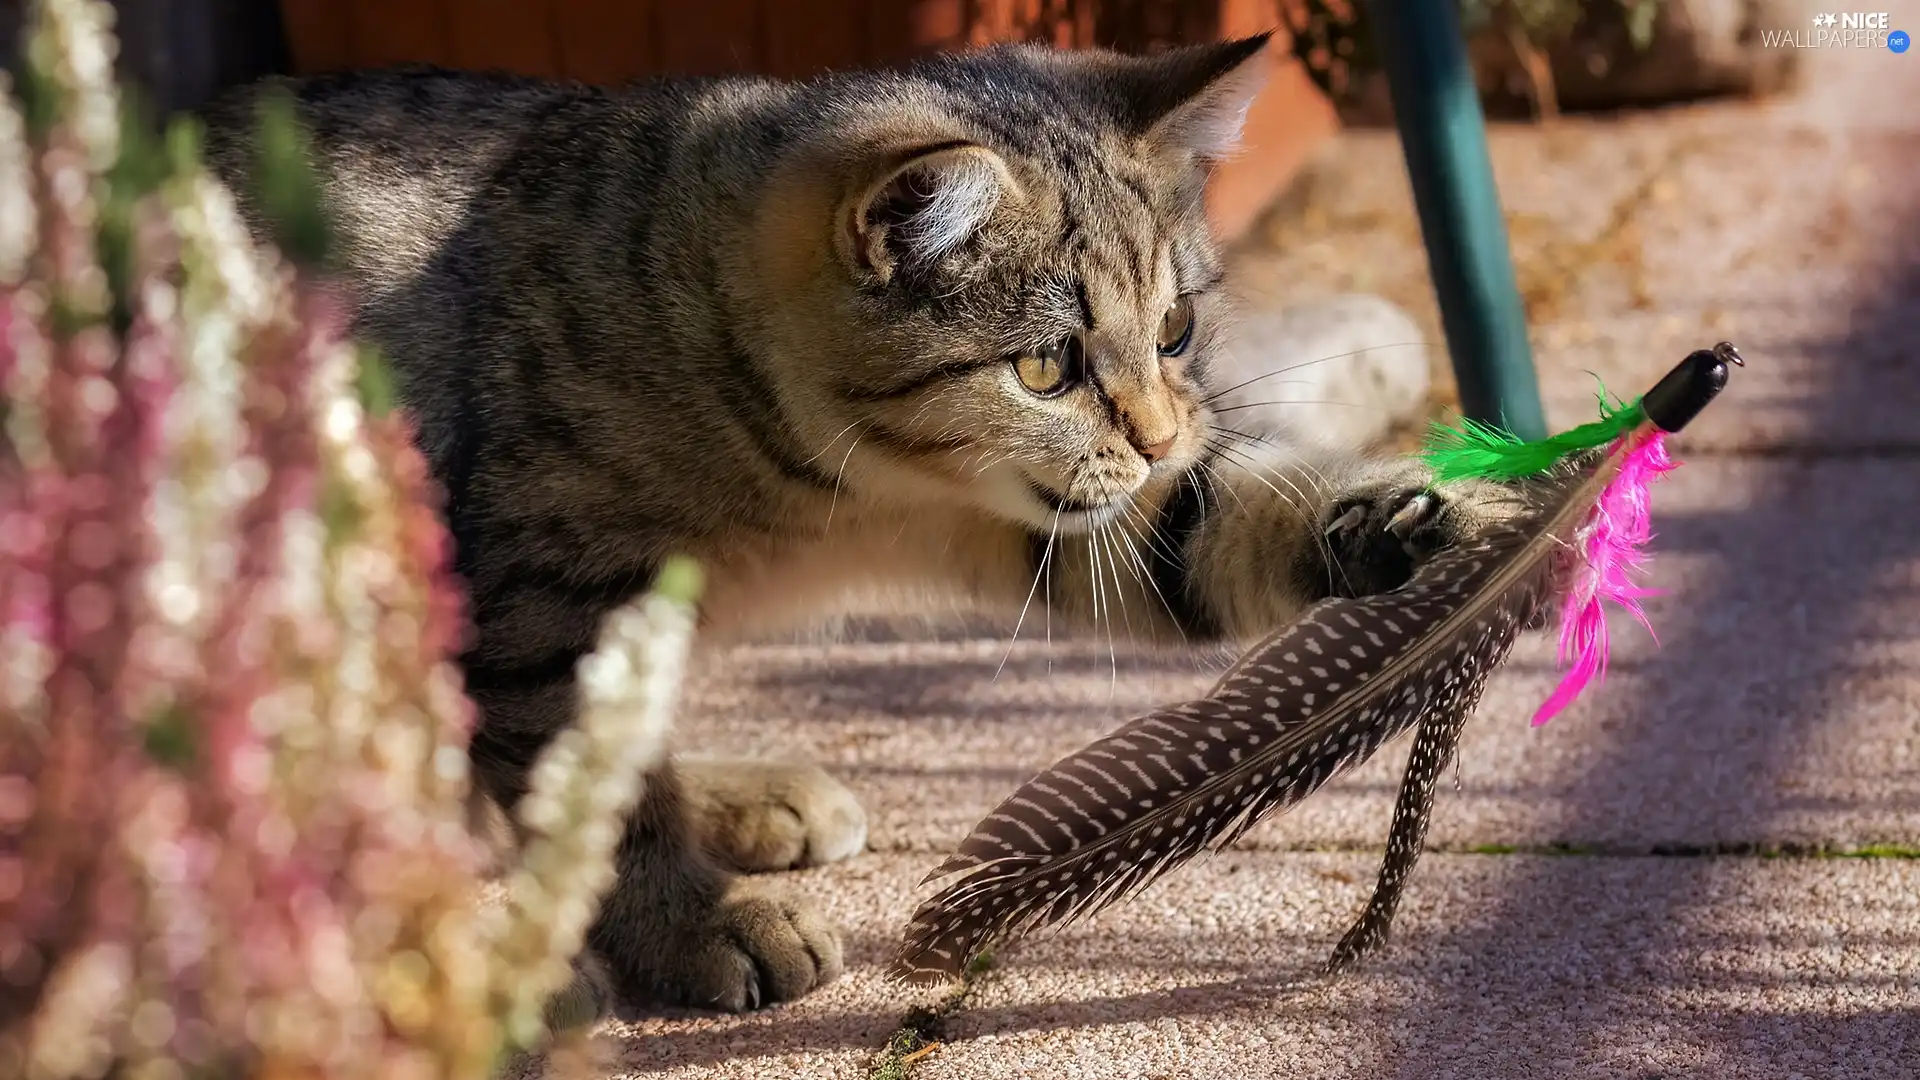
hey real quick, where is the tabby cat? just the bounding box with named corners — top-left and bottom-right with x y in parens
top-left (203, 33), bottom-right (1514, 1025)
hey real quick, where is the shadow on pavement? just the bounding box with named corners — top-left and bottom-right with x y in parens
top-left (1372, 199), bottom-right (1920, 1076)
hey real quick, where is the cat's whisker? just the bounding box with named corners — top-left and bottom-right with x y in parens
top-left (1199, 377), bottom-right (1315, 404)
top-left (1099, 517), bottom-right (1136, 640)
top-left (1182, 464), bottom-right (1212, 520)
top-left (1042, 516), bottom-right (1056, 674)
top-left (1209, 398), bottom-right (1382, 414)
top-left (1218, 436), bottom-right (1350, 596)
top-left (1205, 430), bottom-right (1332, 509)
top-left (1205, 446), bottom-right (1344, 599)
top-left (1195, 458), bottom-right (1253, 519)
top-left (1208, 440), bottom-right (1351, 596)
top-left (800, 418), bottom-right (871, 468)
top-left (822, 433), bottom-right (865, 538)
top-left (1091, 521), bottom-right (1125, 703)
top-left (1205, 424), bottom-right (1334, 495)
top-left (1205, 441), bottom-right (1313, 522)
top-left (1117, 492), bottom-right (1184, 569)
top-left (1199, 342), bottom-right (1427, 406)
top-left (1079, 526), bottom-right (1111, 689)
top-left (1202, 453), bottom-right (1296, 545)
top-left (996, 508), bottom-right (1061, 682)
top-left (1113, 506), bottom-right (1187, 647)
top-left (1203, 436), bottom-right (1351, 596)
top-left (1117, 528), bottom-right (1211, 672)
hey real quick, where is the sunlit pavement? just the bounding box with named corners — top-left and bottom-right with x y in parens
top-left (556, 41), bottom-right (1920, 1080)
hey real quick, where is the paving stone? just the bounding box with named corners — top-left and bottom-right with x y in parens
top-left (544, 853), bottom-right (1920, 1080)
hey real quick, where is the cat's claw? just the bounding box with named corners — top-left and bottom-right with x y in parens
top-left (1322, 501), bottom-right (1368, 539)
top-left (1313, 469), bottom-right (1513, 600)
top-left (1386, 492), bottom-right (1441, 549)
top-left (1317, 484), bottom-right (1447, 598)
top-left (658, 885), bottom-right (844, 1013)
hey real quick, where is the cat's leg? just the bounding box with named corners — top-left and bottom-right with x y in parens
top-left (583, 759), bottom-right (843, 1011)
top-left (675, 756), bottom-right (869, 873)
top-left (1298, 455), bottom-right (1521, 601)
top-left (1177, 443), bottom-right (1526, 638)
top-left (1016, 443), bottom-right (1524, 645)
top-left (469, 691), bottom-right (843, 1015)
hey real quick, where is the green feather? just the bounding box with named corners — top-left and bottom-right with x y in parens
top-left (1422, 384), bottom-right (1642, 484)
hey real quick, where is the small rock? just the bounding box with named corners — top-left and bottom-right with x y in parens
top-left (1210, 294), bottom-right (1433, 450)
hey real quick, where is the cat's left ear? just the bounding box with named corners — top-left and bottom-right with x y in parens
top-left (1122, 33), bottom-right (1273, 163)
top-left (839, 142), bottom-right (1014, 285)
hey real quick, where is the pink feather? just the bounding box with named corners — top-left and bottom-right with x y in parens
top-left (1531, 428), bottom-right (1676, 727)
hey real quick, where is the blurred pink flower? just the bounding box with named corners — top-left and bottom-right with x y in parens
top-left (1, 3), bottom-right (697, 1078)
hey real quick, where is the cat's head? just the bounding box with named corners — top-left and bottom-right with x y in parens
top-left (761, 35), bottom-right (1271, 534)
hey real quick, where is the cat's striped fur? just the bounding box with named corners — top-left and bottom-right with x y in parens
top-left (203, 34), bottom-right (1514, 1025)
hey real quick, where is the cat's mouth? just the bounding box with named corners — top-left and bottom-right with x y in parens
top-left (1025, 479), bottom-right (1101, 514)
top-left (1022, 476), bottom-right (1128, 526)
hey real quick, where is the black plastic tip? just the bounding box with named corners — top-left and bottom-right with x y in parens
top-left (1641, 342), bottom-right (1742, 433)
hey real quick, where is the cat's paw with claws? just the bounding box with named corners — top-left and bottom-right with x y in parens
top-left (653, 884), bottom-right (845, 1012)
top-left (1310, 467), bottom-right (1517, 600)
top-left (678, 757), bottom-right (869, 873)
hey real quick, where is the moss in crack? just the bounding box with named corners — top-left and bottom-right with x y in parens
top-left (1823, 843), bottom-right (1920, 860)
top-left (867, 950), bottom-right (997, 1079)
top-left (1463, 842), bottom-right (1591, 855)
top-left (871, 1007), bottom-right (949, 1080)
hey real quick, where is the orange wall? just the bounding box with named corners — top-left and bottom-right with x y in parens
top-left (274, 0), bottom-right (1336, 239)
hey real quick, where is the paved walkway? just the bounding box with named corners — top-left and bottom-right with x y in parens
top-left (584, 42), bottom-right (1920, 1080)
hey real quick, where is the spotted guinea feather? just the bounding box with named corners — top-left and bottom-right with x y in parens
top-left (893, 448), bottom-right (1624, 983)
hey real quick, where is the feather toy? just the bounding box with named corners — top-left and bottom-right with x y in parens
top-left (894, 343), bottom-right (1742, 984)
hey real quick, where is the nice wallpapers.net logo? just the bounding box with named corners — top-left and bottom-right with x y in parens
top-left (1759, 11), bottom-right (1910, 51)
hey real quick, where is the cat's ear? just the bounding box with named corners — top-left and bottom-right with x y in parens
top-left (1121, 34), bottom-right (1273, 163)
top-left (840, 143), bottom-right (1010, 283)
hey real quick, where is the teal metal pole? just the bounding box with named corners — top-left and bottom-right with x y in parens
top-left (1365, 0), bottom-right (1547, 440)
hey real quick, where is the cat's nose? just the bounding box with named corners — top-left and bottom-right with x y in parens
top-left (1135, 434), bottom-right (1176, 463)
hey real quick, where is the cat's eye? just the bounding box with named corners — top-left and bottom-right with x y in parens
top-left (1013, 334), bottom-right (1084, 397)
top-left (1158, 295), bottom-right (1196, 357)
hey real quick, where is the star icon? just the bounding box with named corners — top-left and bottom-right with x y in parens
top-left (1823, 13), bottom-right (1839, 26)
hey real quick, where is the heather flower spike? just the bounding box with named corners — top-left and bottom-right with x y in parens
top-left (3, 2), bottom-right (700, 1076)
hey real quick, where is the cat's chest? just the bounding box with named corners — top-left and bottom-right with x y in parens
top-left (691, 508), bottom-right (1024, 643)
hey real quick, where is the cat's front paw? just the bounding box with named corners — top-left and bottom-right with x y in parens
top-left (1310, 469), bottom-right (1513, 600)
top-left (678, 757), bottom-right (869, 873)
top-left (653, 883), bottom-right (845, 1012)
